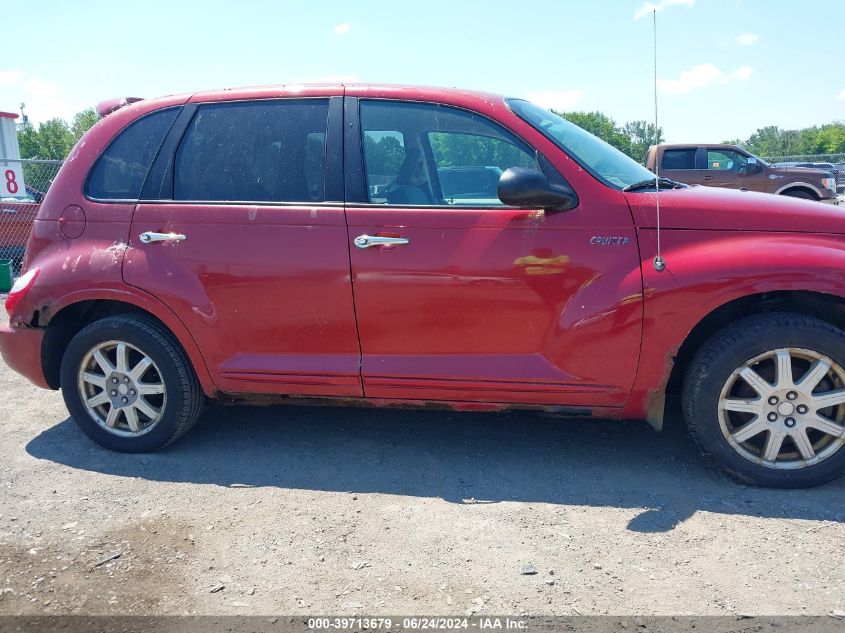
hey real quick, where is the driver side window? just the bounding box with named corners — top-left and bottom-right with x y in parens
top-left (707, 149), bottom-right (747, 172)
top-left (360, 100), bottom-right (537, 207)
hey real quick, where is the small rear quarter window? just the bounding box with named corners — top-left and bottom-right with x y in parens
top-left (86, 108), bottom-right (179, 200)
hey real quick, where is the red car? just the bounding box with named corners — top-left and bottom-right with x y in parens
top-left (2, 84), bottom-right (845, 488)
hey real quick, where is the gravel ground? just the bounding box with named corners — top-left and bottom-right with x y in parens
top-left (0, 307), bottom-right (843, 617)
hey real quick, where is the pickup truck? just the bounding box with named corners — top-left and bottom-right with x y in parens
top-left (773, 161), bottom-right (845, 194)
top-left (646, 144), bottom-right (839, 203)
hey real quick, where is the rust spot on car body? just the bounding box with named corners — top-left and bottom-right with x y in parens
top-left (643, 346), bottom-right (681, 431)
top-left (217, 393), bottom-right (599, 417)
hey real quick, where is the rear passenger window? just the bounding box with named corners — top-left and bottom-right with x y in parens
top-left (661, 148), bottom-right (696, 170)
top-left (86, 108), bottom-right (179, 200)
top-left (174, 99), bottom-right (329, 203)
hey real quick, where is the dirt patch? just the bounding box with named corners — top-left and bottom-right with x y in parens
top-left (0, 517), bottom-right (195, 614)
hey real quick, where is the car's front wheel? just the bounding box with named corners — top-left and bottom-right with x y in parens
top-left (683, 313), bottom-right (845, 487)
top-left (781, 189), bottom-right (817, 201)
top-left (60, 314), bottom-right (204, 452)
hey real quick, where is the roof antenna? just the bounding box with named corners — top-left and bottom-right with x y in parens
top-left (652, 9), bottom-right (666, 272)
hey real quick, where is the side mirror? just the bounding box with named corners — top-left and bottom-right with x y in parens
top-left (741, 158), bottom-right (763, 176)
top-left (497, 167), bottom-right (578, 211)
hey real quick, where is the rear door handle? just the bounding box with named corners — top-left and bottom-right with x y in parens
top-left (703, 175), bottom-right (713, 181)
top-left (354, 235), bottom-right (410, 249)
top-left (139, 231), bottom-right (187, 244)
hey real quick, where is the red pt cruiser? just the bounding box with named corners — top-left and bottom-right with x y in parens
top-left (2, 84), bottom-right (844, 488)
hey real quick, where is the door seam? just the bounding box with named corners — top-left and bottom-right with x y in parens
top-left (340, 90), bottom-right (367, 397)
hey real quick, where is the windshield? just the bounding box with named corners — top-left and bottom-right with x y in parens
top-left (507, 99), bottom-right (657, 190)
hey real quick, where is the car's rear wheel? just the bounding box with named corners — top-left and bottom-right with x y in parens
top-left (683, 313), bottom-right (845, 487)
top-left (60, 314), bottom-right (204, 452)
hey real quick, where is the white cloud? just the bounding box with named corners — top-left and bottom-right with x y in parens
top-left (0, 69), bottom-right (22, 87)
top-left (837, 89), bottom-right (845, 101)
top-left (24, 98), bottom-right (82, 125)
top-left (1, 72), bottom-right (85, 124)
top-left (25, 77), bottom-right (59, 94)
top-left (333, 22), bottom-right (350, 35)
top-left (21, 76), bottom-right (82, 122)
top-left (733, 65), bottom-right (753, 80)
top-left (634, 0), bottom-right (694, 20)
top-left (736, 32), bottom-right (759, 45)
top-left (657, 63), bottom-right (752, 95)
top-left (525, 89), bottom-right (585, 112)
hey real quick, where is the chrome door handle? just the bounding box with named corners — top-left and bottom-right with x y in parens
top-left (139, 231), bottom-right (187, 244)
top-left (353, 235), bottom-right (410, 249)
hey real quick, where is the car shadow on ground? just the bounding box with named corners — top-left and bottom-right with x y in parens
top-left (26, 402), bottom-right (844, 533)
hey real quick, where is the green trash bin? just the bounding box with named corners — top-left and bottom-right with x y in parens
top-left (0, 260), bottom-right (13, 293)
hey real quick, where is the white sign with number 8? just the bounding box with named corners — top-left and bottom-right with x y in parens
top-left (0, 112), bottom-right (27, 200)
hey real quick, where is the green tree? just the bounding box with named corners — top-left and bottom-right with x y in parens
top-left (364, 134), bottom-right (406, 179)
top-left (16, 108), bottom-right (100, 160)
top-left (16, 121), bottom-right (40, 159)
top-left (428, 133), bottom-right (534, 170)
top-left (622, 120), bottom-right (664, 164)
top-left (552, 110), bottom-right (664, 163)
top-left (557, 111), bottom-right (629, 154)
top-left (22, 118), bottom-right (75, 160)
top-left (744, 125), bottom-right (785, 156)
top-left (71, 108), bottom-right (100, 141)
top-left (738, 122), bottom-right (845, 158)
top-left (813, 124), bottom-right (845, 154)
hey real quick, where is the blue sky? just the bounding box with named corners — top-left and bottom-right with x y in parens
top-left (2, 0), bottom-right (843, 142)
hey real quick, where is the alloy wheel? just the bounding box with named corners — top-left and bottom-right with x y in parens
top-left (718, 347), bottom-right (845, 469)
top-left (77, 340), bottom-right (167, 437)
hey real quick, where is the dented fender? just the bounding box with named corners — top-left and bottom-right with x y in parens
top-left (12, 220), bottom-right (216, 397)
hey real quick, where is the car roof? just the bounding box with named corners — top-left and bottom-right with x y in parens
top-left (104, 83), bottom-right (516, 124)
top-left (657, 143), bottom-right (742, 149)
top-left (131, 83), bottom-right (507, 108)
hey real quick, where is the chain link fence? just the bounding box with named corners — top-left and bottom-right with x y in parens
top-left (761, 152), bottom-right (845, 164)
top-left (0, 159), bottom-right (63, 272)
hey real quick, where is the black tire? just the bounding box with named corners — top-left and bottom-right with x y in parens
top-left (60, 314), bottom-right (204, 452)
top-left (682, 312), bottom-right (845, 488)
top-left (781, 189), bottom-right (817, 200)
